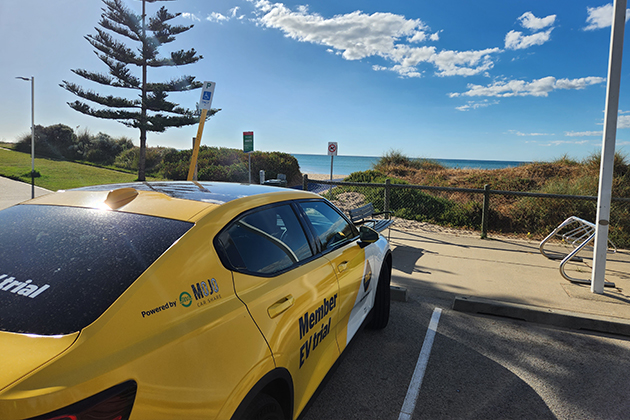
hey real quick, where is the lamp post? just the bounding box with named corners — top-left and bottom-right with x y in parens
top-left (16, 76), bottom-right (35, 198)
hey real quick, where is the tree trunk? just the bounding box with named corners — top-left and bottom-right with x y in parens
top-left (138, 0), bottom-right (147, 181)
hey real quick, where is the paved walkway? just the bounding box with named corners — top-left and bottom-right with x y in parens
top-left (389, 227), bottom-right (630, 336)
top-left (0, 176), bottom-right (51, 210)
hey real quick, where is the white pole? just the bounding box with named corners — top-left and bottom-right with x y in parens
top-left (30, 76), bottom-right (35, 199)
top-left (591, 0), bottom-right (626, 294)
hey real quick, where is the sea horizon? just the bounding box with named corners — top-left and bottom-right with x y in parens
top-left (292, 153), bottom-right (529, 175)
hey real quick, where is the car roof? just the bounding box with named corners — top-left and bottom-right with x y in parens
top-left (73, 181), bottom-right (294, 204)
top-left (23, 181), bottom-right (319, 222)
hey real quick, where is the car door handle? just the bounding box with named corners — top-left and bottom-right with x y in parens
top-left (267, 295), bottom-right (295, 319)
top-left (337, 261), bottom-right (349, 273)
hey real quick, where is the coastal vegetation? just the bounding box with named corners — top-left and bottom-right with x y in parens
top-left (2, 123), bottom-right (302, 188)
top-left (346, 150), bottom-right (630, 247)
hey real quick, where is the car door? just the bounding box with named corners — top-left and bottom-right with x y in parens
top-left (215, 203), bottom-right (341, 417)
top-left (296, 200), bottom-right (372, 353)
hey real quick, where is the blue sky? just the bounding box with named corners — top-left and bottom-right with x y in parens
top-left (1, 0), bottom-right (629, 162)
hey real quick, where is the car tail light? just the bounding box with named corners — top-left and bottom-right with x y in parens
top-left (28, 381), bottom-right (137, 420)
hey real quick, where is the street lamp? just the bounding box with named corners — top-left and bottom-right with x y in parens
top-left (16, 76), bottom-right (35, 199)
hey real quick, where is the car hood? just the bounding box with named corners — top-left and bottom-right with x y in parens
top-left (0, 331), bottom-right (79, 392)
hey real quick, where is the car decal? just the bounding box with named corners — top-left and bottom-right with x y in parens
top-left (0, 273), bottom-right (50, 299)
top-left (141, 301), bottom-right (177, 318)
top-left (298, 293), bottom-right (338, 368)
top-left (345, 239), bottom-right (387, 345)
top-left (181, 278), bottom-right (223, 309)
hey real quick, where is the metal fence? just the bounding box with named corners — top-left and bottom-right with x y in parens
top-left (300, 175), bottom-right (630, 249)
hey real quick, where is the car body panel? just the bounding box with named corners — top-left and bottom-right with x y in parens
top-left (233, 258), bottom-right (341, 416)
top-left (0, 332), bottom-right (79, 393)
top-left (0, 182), bottom-right (391, 420)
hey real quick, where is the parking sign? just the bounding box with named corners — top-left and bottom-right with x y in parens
top-left (199, 81), bottom-right (216, 110)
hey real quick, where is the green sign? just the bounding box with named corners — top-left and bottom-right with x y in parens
top-left (243, 131), bottom-right (254, 153)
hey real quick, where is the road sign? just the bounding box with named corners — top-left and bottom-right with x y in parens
top-left (243, 131), bottom-right (254, 153)
top-left (199, 81), bottom-right (216, 110)
top-left (328, 142), bottom-right (338, 156)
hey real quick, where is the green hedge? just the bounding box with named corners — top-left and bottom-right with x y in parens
top-left (161, 147), bottom-right (302, 184)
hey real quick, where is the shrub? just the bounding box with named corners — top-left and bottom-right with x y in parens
top-left (161, 147), bottom-right (302, 184)
top-left (15, 124), bottom-right (77, 160)
top-left (115, 146), bottom-right (173, 175)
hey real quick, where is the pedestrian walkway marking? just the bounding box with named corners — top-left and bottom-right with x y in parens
top-left (398, 307), bottom-right (442, 420)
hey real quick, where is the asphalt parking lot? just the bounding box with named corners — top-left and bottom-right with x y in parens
top-left (300, 295), bottom-right (630, 420)
top-left (300, 225), bottom-right (630, 420)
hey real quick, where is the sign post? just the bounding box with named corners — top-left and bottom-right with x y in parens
top-left (244, 131), bottom-right (254, 184)
top-left (591, 0), bottom-right (626, 293)
top-left (187, 81), bottom-right (215, 181)
top-left (328, 142), bottom-right (338, 182)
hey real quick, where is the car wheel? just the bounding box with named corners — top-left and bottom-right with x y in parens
top-left (241, 393), bottom-right (285, 420)
top-left (366, 259), bottom-right (391, 329)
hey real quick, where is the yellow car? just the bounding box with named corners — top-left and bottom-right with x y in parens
top-left (0, 181), bottom-right (391, 420)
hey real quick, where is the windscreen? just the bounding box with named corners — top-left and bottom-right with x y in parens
top-left (0, 205), bottom-right (193, 335)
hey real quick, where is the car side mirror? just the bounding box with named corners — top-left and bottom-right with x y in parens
top-left (359, 225), bottom-right (379, 244)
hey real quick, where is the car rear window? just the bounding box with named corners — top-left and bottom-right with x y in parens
top-left (0, 205), bottom-right (193, 335)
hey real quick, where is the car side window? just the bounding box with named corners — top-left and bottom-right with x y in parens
top-left (217, 204), bottom-right (313, 275)
top-left (298, 201), bottom-right (357, 250)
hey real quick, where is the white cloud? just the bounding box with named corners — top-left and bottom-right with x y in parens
top-left (249, 0), bottom-right (501, 78)
top-left (505, 29), bottom-right (553, 50)
top-left (182, 13), bottom-right (201, 22)
top-left (430, 48), bottom-right (500, 77)
top-left (618, 115), bottom-right (630, 128)
top-left (565, 131), bottom-right (603, 137)
top-left (518, 12), bottom-right (556, 30)
top-left (548, 140), bottom-right (592, 146)
top-left (504, 12), bottom-right (555, 50)
top-left (456, 99), bottom-right (499, 111)
top-left (229, 7), bottom-right (240, 18)
top-left (207, 12), bottom-right (229, 23)
top-left (584, 3), bottom-right (630, 30)
top-left (509, 130), bottom-right (553, 136)
top-left (451, 76), bottom-right (606, 98)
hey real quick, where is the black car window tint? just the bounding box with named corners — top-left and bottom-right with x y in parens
top-left (0, 205), bottom-right (192, 335)
top-left (220, 204), bottom-right (312, 274)
top-left (298, 201), bottom-right (355, 249)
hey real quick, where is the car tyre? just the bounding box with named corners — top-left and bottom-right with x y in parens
top-left (241, 393), bottom-right (285, 420)
top-left (366, 259), bottom-right (391, 329)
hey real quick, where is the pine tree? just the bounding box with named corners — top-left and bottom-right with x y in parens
top-left (61, 0), bottom-right (218, 180)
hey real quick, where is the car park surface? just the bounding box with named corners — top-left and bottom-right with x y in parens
top-left (0, 181), bottom-right (392, 420)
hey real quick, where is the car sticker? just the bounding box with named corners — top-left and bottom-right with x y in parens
top-left (0, 274), bottom-right (50, 298)
top-left (183, 278), bottom-right (222, 309)
top-left (298, 293), bottom-right (338, 368)
top-left (141, 301), bottom-right (177, 318)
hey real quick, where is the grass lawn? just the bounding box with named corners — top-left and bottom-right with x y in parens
top-left (0, 148), bottom-right (162, 191)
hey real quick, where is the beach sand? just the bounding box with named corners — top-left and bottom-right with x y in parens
top-left (304, 173), bottom-right (348, 181)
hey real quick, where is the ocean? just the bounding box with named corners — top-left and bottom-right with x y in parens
top-left (292, 154), bottom-right (528, 175)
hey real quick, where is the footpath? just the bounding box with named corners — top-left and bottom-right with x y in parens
top-left (389, 227), bottom-right (630, 337)
top-left (2, 176), bottom-right (629, 337)
top-left (0, 176), bottom-right (51, 210)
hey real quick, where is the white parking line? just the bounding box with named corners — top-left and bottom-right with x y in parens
top-left (398, 307), bottom-right (443, 420)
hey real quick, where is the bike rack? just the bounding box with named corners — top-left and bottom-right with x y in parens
top-left (539, 216), bottom-right (616, 287)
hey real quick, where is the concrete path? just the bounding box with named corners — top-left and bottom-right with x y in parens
top-left (389, 227), bottom-right (630, 336)
top-left (0, 176), bottom-right (51, 210)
